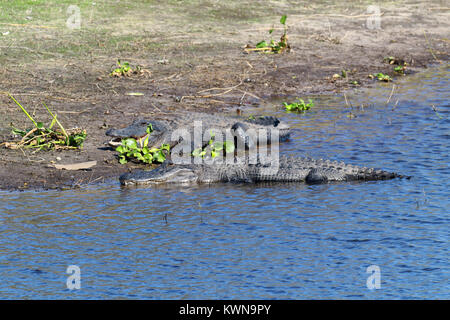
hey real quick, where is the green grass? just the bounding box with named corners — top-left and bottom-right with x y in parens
top-left (0, 0), bottom-right (407, 65)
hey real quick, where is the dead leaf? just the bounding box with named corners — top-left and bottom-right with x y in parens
top-left (53, 161), bottom-right (97, 170)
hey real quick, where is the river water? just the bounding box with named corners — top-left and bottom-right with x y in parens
top-left (0, 65), bottom-right (448, 299)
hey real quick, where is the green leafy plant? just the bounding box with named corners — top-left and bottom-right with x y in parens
top-left (110, 60), bottom-right (149, 77)
top-left (373, 73), bottom-right (392, 82)
top-left (115, 123), bottom-right (170, 164)
top-left (192, 132), bottom-right (235, 159)
top-left (4, 94), bottom-right (87, 150)
top-left (394, 65), bottom-right (406, 74)
top-left (384, 56), bottom-right (406, 66)
top-left (111, 60), bottom-right (131, 77)
top-left (284, 98), bottom-right (314, 112)
top-left (246, 15), bottom-right (289, 54)
top-left (116, 139), bottom-right (169, 164)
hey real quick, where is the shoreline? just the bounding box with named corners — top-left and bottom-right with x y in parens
top-left (0, 1), bottom-right (448, 191)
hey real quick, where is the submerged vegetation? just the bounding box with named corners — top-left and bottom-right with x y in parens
top-left (284, 98), bottom-right (314, 113)
top-left (3, 95), bottom-right (86, 151)
top-left (245, 15), bottom-right (290, 54)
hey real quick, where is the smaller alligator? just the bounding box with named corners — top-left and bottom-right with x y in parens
top-left (106, 112), bottom-right (290, 151)
top-left (119, 156), bottom-right (409, 186)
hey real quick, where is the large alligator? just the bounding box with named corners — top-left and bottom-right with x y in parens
top-left (119, 156), bottom-right (409, 185)
top-left (106, 112), bottom-right (290, 151)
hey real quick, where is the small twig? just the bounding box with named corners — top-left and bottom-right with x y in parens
top-left (391, 99), bottom-right (399, 111)
top-left (423, 30), bottom-right (442, 63)
top-left (244, 47), bottom-right (274, 53)
top-left (0, 22), bottom-right (57, 29)
top-left (239, 92), bottom-right (247, 105)
top-left (151, 103), bottom-right (162, 113)
top-left (386, 84), bottom-right (396, 105)
top-left (181, 80), bottom-right (243, 102)
top-left (236, 89), bottom-right (265, 102)
top-left (343, 92), bottom-right (352, 108)
top-left (197, 80), bottom-right (243, 94)
top-left (155, 73), bottom-right (179, 82)
top-left (19, 127), bottom-right (38, 144)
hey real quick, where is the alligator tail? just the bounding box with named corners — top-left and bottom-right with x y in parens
top-left (348, 168), bottom-right (411, 181)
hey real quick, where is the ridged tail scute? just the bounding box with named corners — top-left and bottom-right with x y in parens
top-left (245, 116), bottom-right (280, 127)
top-left (348, 168), bottom-right (411, 182)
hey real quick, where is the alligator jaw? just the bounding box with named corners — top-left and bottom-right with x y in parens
top-left (120, 166), bottom-right (199, 185)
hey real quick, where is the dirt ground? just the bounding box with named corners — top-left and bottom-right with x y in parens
top-left (0, 0), bottom-right (448, 191)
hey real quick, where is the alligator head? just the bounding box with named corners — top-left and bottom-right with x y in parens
top-left (119, 164), bottom-right (198, 185)
top-left (106, 119), bottom-right (170, 147)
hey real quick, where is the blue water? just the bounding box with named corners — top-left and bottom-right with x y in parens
top-left (0, 65), bottom-right (448, 299)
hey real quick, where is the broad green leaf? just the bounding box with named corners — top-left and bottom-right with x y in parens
top-left (116, 145), bottom-right (126, 153)
top-left (256, 40), bottom-right (268, 48)
top-left (144, 153), bottom-right (153, 162)
top-left (213, 141), bottom-right (223, 151)
top-left (146, 123), bottom-right (153, 134)
top-left (124, 138), bottom-right (137, 149)
top-left (154, 151), bottom-right (166, 163)
top-left (119, 156), bottom-right (127, 164)
top-left (11, 127), bottom-right (26, 136)
top-left (280, 15), bottom-right (287, 25)
top-left (143, 135), bottom-right (149, 148)
top-left (192, 147), bottom-right (203, 157)
top-left (224, 141), bottom-right (235, 153)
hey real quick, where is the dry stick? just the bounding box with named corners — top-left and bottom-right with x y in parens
top-left (239, 92), bottom-right (247, 105)
top-left (386, 84), bottom-right (396, 106)
top-left (289, 12), bottom-right (385, 19)
top-left (155, 73), bottom-right (178, 82)
top-left (181, 80), bottom-right (244, 102)
top-left (423, 30), bottom-right (442, 63)
top-left (392, 99), bottom-right (399, 111)
top-left (151, 103), bottom-right (163, 113)
top-left (244, 47), bottom-right (274, 53)
top-left (18, 147), bottom-right (32, 163)
top-left (0, 22), bottom-right (56, 29)
top-left (197, 80), bottom-right (243, 94)
top-left (208, 99), bottom-right (228, 105)
top-left (180, 88), bottom-right (234, 102)
top-left (58, 109), bottom-right (92, 114)
top-left (236, 89), bottom-right (265, 102)
top-left (19, 127), bottom-right (38, 145)
top-left (343, 92), bottom-right (352, 108)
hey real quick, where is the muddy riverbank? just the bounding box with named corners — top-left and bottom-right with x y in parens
top-left (0, 0), bottom-right (448, 190)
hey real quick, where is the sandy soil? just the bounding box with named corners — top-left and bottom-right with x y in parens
top-left (0, 0), bottom-right (448, 190)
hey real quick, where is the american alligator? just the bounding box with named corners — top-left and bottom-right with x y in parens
top-left (119, 156), bottom-right (409, 185)
top-left (106, 112), bottom-right (290, 151)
